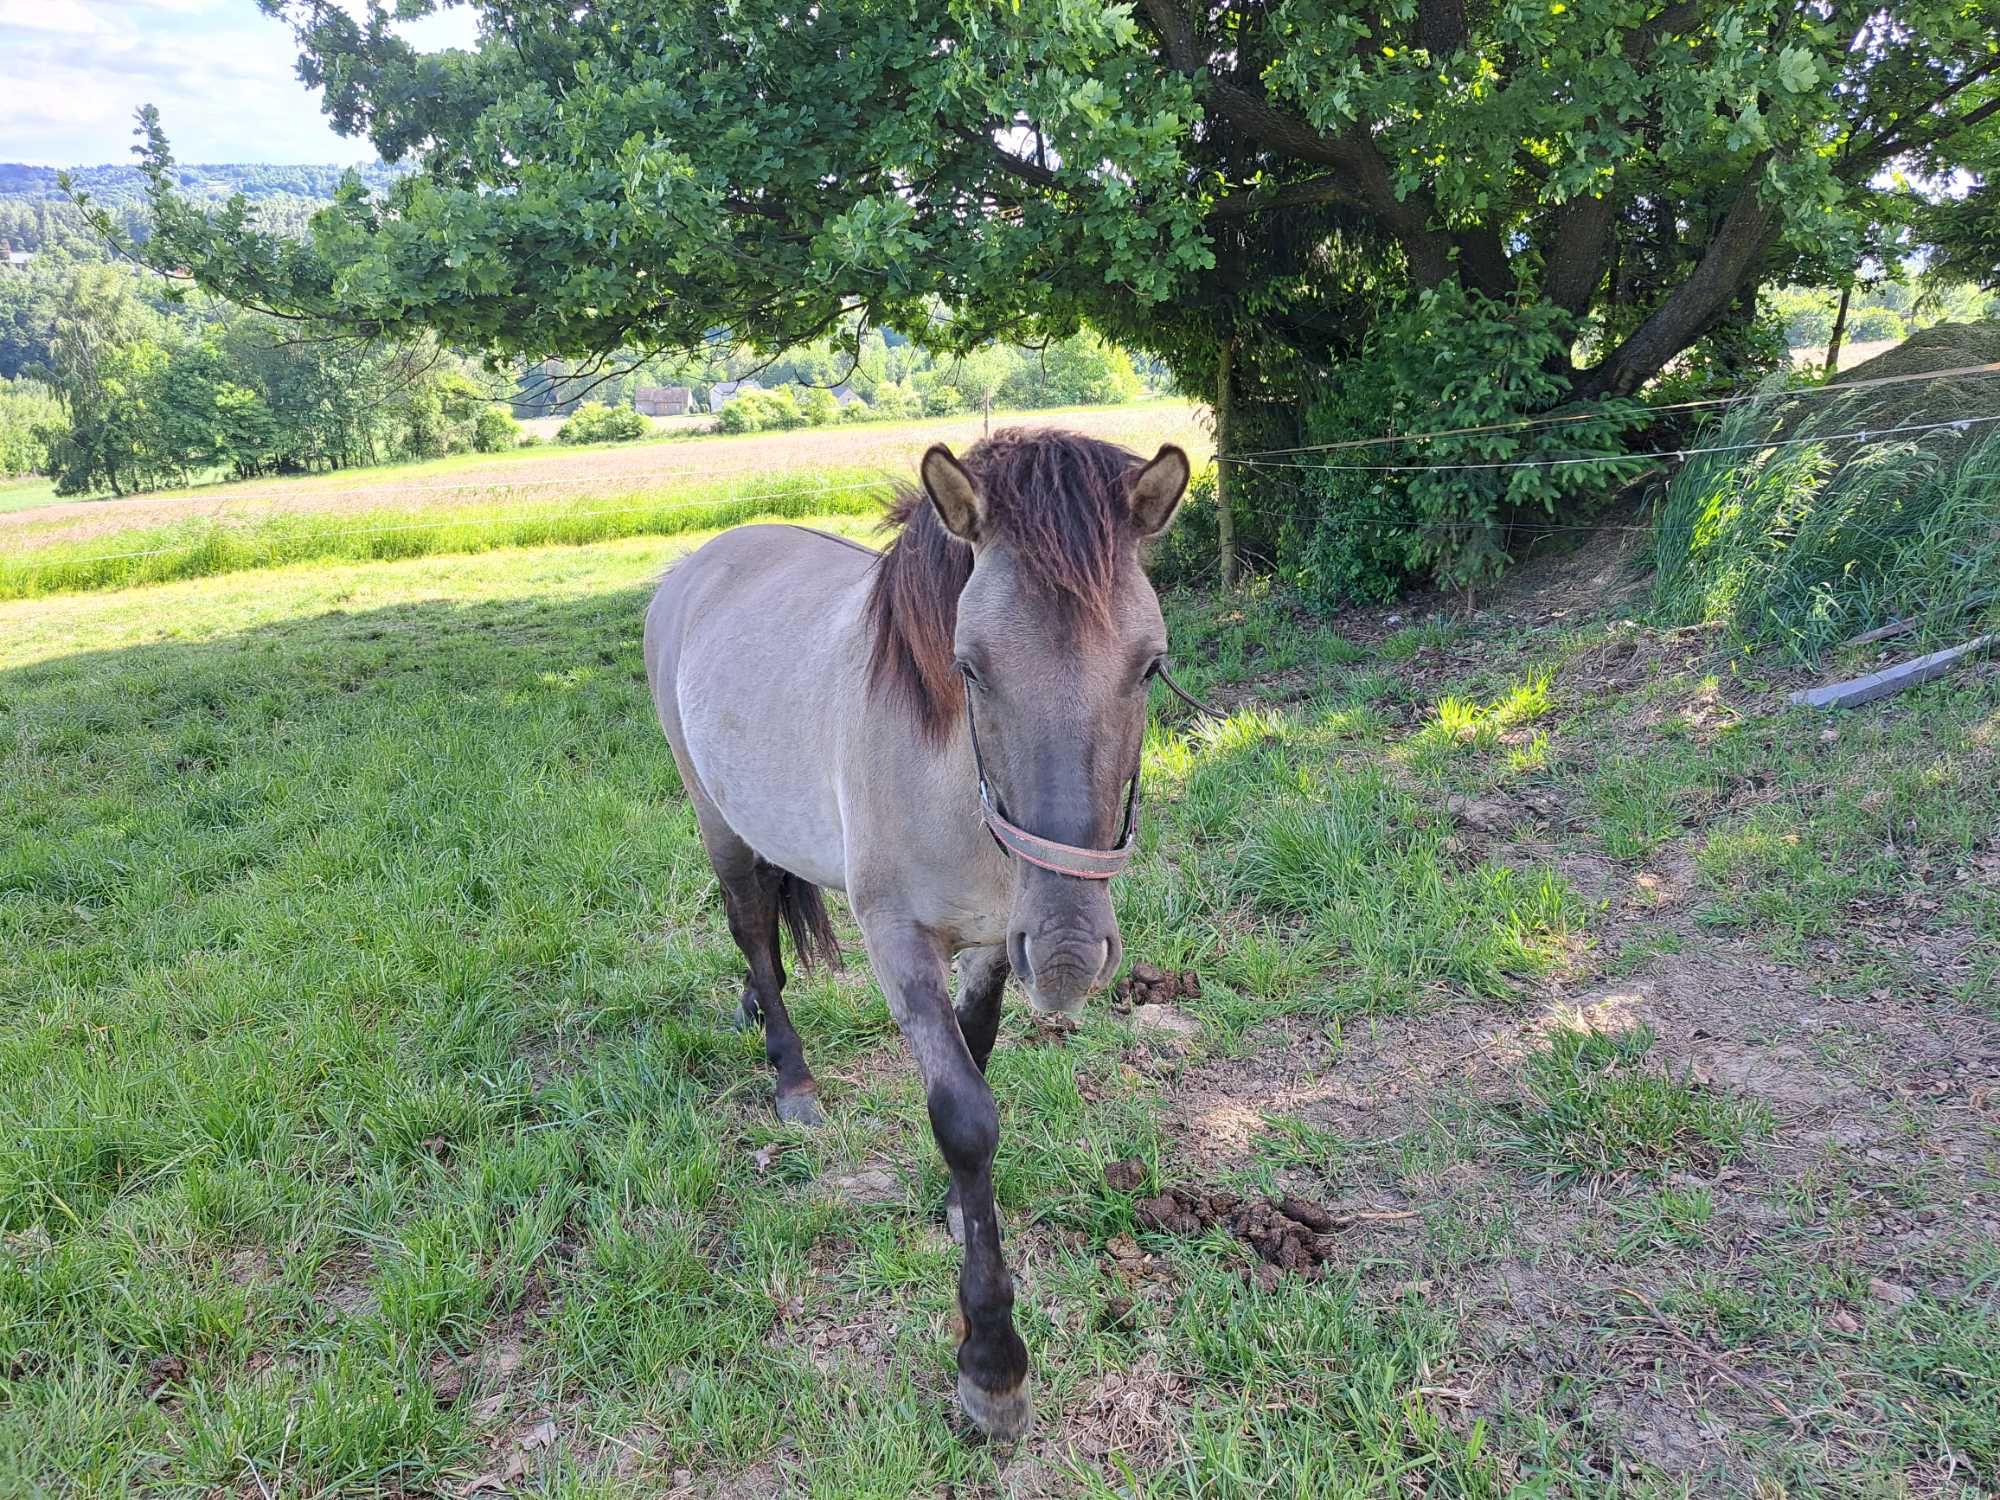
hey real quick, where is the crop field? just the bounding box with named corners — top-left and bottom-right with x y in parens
top-left (0, 400), bottom-right (1206, 550)
top-left (1, 480), bottom-right (1996, 1496)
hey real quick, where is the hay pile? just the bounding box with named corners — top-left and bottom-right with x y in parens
top-left (1822, 321), bottom-right (2000, 436)
top-left (1655, 321), bottom-right (2000, 660)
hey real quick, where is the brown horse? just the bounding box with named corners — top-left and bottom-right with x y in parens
top-left (643, 429), bottom-right (1189, 1438)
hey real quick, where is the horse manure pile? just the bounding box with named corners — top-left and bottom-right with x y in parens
top-left (1112, 962), bottom-right (1201, 1012)
top-left (1135, 1187), bottom-right (1340, 1276)
top-left (1104, 1159), bottom-right (1424, 1288)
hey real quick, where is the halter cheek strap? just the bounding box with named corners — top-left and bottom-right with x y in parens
top-left (960, 673), bottom-right (1141, 881)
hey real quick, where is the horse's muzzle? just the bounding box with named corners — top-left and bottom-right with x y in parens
top-left (1011, 925), bottom-right (1123, 1016)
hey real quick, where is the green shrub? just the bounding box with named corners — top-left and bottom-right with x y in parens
top-left (1770, 285), bottom-right (1837, 348)
top-left (1281, 476), bottom-right (1419, 609)
top-left (1844, 306), bottom-right (1906, 343)
top-left (867, 383), bottom-right (923, 422)
top-left (798, 387), bottom-right (839, 427)
top-left (920, 382), bottom-right (964, 416)
top-left (471, 407), bottom-right (520, 453)
top-left (556, 402), bottom-right (649, 444)
top-left (1147, 464), bottom-right (1220, 588)
top-left (716, 388), bottom-right (803, 433)
top-left (0, 377), bottom-right (61, 476)
top-left (1254, 285), bottom-right (1647, 597)
top-left (765, 389), bottom-right (805, 429)
top-left (1000, 331), bottom-right (1141, 407)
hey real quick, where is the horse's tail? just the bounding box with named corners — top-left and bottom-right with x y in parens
top-left (778, 872), bottom-right (843, 971)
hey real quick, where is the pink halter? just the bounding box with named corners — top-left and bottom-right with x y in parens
top-left (959, 668), bottom-right (1141, 880)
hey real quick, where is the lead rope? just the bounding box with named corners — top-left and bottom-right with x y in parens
top-left (1153, 659), bottom-right (1223, 720)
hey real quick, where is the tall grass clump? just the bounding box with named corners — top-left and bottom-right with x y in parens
top-left (1504, 1025), bottom-right (1768, 1179)
top-left (0, 468), bottom-right (890, 600)
top-left (1232, 766), bottom-right (1582, 1004)
top-left (1650, 390), bottom-right (2000, 662)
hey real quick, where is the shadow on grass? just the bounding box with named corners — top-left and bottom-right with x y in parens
top-left (0, 583), bottom-right (926, 1490)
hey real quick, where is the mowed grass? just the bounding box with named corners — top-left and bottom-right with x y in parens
top-left (2, 511), bottom-right (1998, 1495)
top-left (0, 475), bottom-right (60, 516)
top-left (0, 401), bottom-right (1211, 604)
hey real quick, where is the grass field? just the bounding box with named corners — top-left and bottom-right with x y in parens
top-left (1, 494), bottom-right (1996, 1496)
top-left (0, 474), bottom-right (58, 516)
top-left (0, 399), bottom-right (1206, 552)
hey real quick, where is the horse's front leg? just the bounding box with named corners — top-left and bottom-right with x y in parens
top-left (945, 943), bottom-right (1010, 1245)
top-left (863, 918), bottom-right (1031, 1441)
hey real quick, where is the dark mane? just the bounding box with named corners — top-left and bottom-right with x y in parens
top-left (864, 427), bottom-right (1144, 739)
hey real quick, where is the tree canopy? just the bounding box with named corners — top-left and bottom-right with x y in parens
top-left (118, 1), bottom-right (1997, 394)
top-left (100, 0), bottom-right (1998, 587)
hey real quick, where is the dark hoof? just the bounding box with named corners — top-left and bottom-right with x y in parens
top-left (775, 1090), bottom-right (825, 1127)
top-left (957, 1372), bottom-right (1032, 1443)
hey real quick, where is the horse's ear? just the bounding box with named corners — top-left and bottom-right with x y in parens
top-left (1128, 444), bottom-right (1191, 537)
top-left (921, 444), bottom-right (984, 542)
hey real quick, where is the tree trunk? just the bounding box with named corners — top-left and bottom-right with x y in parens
top-left (1824, 282), bottom-right (1852, 376)
top-left (1215, 337), bottom-right (1237, 588)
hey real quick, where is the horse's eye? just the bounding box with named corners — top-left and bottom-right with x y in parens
top-left (956, 661), bottom-right (981, 687)
top-left (1143, 657), bottom-right (1164, 682)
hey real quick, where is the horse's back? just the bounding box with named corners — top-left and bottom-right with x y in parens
top-left (645, 525), bottom-right (875, 890)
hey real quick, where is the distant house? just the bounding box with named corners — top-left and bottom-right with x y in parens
top-left (3, 250), bottom-right (32, 270)
top-left (633, 385), bottom-right (693, 417)
top-left (708, 379), bottom-right (763, 412)
top-left (830, 385), bottom-right (862, 407)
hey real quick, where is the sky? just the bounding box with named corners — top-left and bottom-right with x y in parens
top-left (0, 0), bottom-right (479, 167)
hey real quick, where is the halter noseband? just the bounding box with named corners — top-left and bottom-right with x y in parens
top-left (958, 661), bottom-right (1215, 881)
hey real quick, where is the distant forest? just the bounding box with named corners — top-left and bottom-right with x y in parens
top-left (0, 161), bottom-right (401, 205)
top-left (0, 162), bottom-right (404, 252)
top-left (0, 159), bottom-right (1161, 495)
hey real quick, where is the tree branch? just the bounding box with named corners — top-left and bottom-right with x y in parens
top-left (1543, 195), bottom-right (1617, 316)
top-left (955, 127), bottom-right (1067, 193)
top-left (1575, 156), bottom-right (1780, 397)
top-left (1207, 173), bottom-right (1362, 217)
top-left (1526, 0), bottom-right (1712, 324)
top-left (1139, 0), bottom-right (1199, 72)
top-left (1418, 0), bottom-right (1469, 58)
top-left (1841, 75), bottom-right (2000, 178)
top-left (1142, 0), bottom-right (1505, 293)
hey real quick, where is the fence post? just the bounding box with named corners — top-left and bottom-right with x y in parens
top-left (1216, 336), bottom-right (1237, 587)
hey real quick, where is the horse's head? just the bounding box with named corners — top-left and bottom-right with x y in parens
top-left (920, 435), bottom-right (1189, 1015)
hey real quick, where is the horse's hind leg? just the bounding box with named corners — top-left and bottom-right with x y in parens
top-left (682, 789), bottom-right (825, 1126)
top-left (946, 945), bottom-right (1010, 1244)
top-left (719, 855), bottom-right (825, 1125)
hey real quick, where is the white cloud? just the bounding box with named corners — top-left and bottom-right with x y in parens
top-left (0, 0), bottom-right (112, 35)
top-left (1, 2), bottom-right (477, 164)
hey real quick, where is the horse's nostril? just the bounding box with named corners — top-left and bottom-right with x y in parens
top-left (1008, 930), bottom-right (1032, 984)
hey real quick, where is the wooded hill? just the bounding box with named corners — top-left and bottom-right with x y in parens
top-left (0, 161), bottom-right (400, 206)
